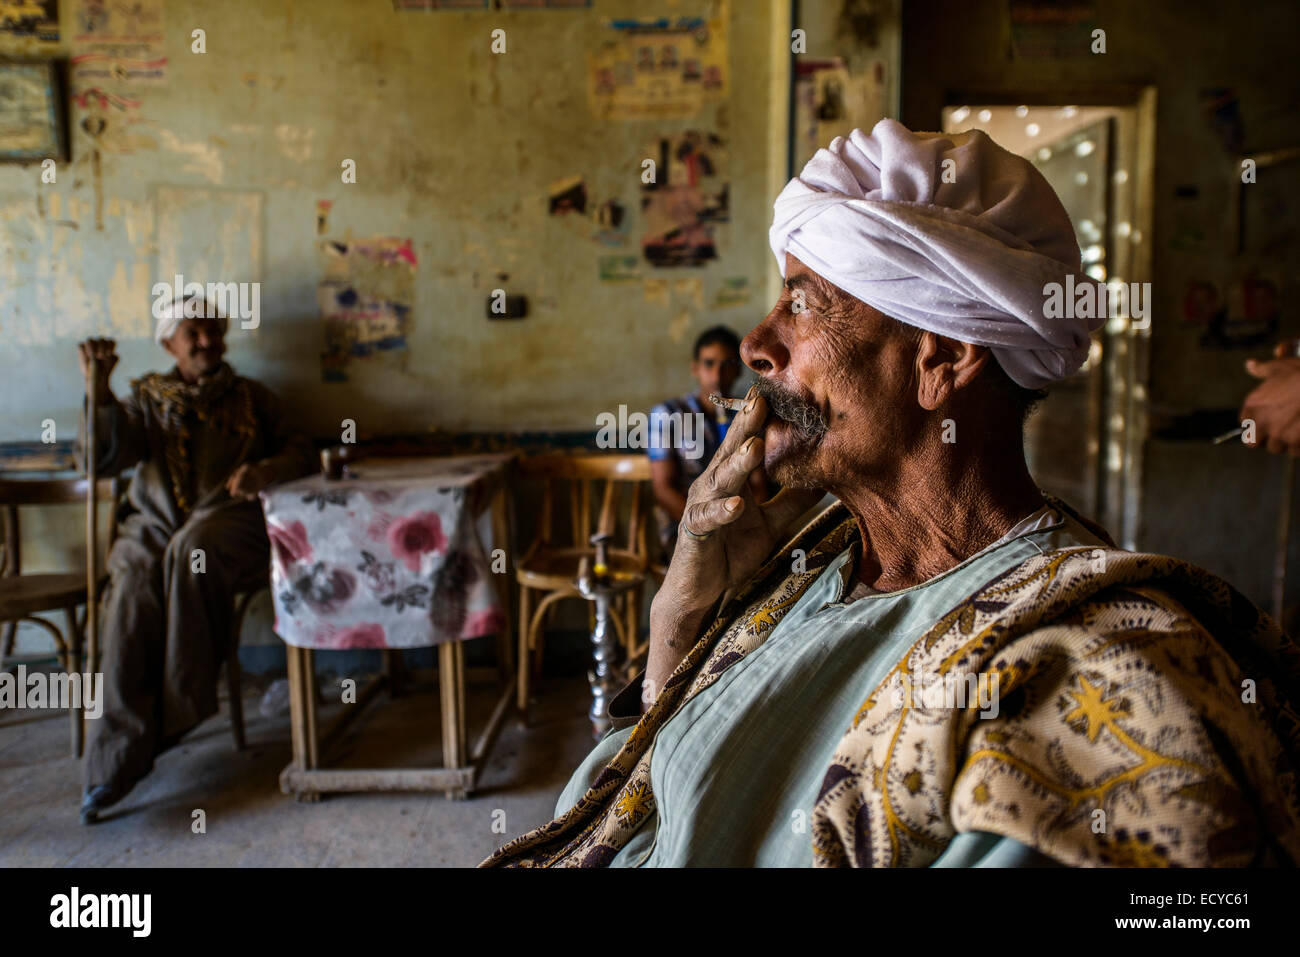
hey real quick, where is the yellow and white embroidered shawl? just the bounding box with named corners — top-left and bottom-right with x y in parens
top-left (483, 501), bottom-right (1300, 867)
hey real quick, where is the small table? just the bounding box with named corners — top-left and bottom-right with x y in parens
top-left (261, 453), bottom-right (517, 799)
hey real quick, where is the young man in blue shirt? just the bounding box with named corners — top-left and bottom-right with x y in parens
top-left (648, 326), bottom-right (767, 555)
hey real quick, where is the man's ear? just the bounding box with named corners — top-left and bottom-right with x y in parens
top-left (914, 332), bottom-right (991, 411)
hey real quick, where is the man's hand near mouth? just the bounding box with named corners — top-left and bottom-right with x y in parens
top-left (644, 384), bottom-right (825, 708)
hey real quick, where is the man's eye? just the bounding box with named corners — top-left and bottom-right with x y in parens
top-left (790, 292), bottom-right (810, 316)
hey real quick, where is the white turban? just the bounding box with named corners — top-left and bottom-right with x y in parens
top-left (770, 119), bottom-right (1105, 389)
top-left (154, 296), bottom-right (227, 346)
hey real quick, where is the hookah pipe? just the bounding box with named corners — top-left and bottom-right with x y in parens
top-left (576, 494), bottom-right (642, 738)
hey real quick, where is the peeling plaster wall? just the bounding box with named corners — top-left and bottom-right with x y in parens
top-left (0, 0), bottom-right (787, 446)
top-left (0, 0), bottom-right (789, 656)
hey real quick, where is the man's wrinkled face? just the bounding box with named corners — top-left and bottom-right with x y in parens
top-left (740, 253), bottom-right (923, 489)
top-left (163, 316), bottom-right (226, 380)
top-left (692, 342), bottom-right (742, 398)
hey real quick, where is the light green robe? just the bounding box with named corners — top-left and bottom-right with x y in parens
top-left (555, 505), bottom-right (1104, 867)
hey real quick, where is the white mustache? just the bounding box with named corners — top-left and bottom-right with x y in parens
top-left (755, 380), bottom-right (828, 441)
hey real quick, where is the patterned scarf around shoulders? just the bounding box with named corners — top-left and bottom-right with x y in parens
top-left (133, 361), bottom-right (257, 513)
top-left (482, 498), bottom-right (1300, 868)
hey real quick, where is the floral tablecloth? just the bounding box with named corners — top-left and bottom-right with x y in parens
top-left (260, 454), bottom-right (513, 649)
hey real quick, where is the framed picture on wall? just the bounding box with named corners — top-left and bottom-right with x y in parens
top-left (0, 61), bottom-right (68, 164)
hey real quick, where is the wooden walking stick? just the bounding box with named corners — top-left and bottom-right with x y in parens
top-left (82, 357), bottom-right (99, 757)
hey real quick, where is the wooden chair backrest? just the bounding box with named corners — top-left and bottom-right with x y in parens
top-left (517, 452), bottom-right (653, 561)
top-left (0, 475), bottom-right (121, 577)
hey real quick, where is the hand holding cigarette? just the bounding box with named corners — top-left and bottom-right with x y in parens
top-left (645, 384), bottom-right (824, 702)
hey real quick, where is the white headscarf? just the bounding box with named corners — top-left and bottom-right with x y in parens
top-left (154, 296), bottom-right (228, 346)
top-left (770, 119), bottom-right (1105, 389)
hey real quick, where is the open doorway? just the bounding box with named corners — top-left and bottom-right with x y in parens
top-left (941, 99), bottom-right (1155, 546)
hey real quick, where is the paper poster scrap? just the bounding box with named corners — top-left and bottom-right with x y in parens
top-left (588, 4), bottom-right (728, 121)
top-left (72, 87), bottom-right (151, 154)
top-left (501, 0), bottom-right (590, 7)
top-left (599, 255), bottom-right (640, 283)
top-left (392, 0), bottom-right (488, 10)
top-left (548, 175), bottom-right (587, 215)
top-left (589, 197), bottom-right (628, 245)
top-left (319, 237), bottom-right (418, 383)
top-left (1009, 0), bottom-right (1098, 59)
top-left (549, 177), bottom-right (627, 245)
top-left (1185, 273), bottom-right (1280, 350)
top-left (641, 130), bottom-right (728, 267)
top-left (72, 0), bottom-right (167, 85)
top-left (0, 0), bottom-right (59, 42)
top-left (713, 276), bottom-right (750, 307)
top-left (672, 277), bottom-right (703, 308)
top-left (642, 278), bottom-right (668, 307)
top-left (793, 57), bottom-right (888, 172)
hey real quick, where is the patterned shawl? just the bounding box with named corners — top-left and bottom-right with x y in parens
top-left (134, 362), bottom-right (257, 513)
top-left (483, 500), bottom-right (1300, 867)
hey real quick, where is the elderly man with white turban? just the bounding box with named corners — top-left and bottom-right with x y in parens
top-left (75, 296), bottom-right (314, 823)
top-left (485, 120), bottom-right (1300, 868)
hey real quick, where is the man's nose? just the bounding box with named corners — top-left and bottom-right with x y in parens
top-left (741, 312), bottom-right (790, 376)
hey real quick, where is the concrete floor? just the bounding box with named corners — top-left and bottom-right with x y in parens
top-left (0, 669), bottom-right (598, 866)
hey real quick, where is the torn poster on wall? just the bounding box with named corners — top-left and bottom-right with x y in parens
top-left (590, 197), bottom-right (628, 245)
top-left (1184, 273), bottom-right (1281, 350)
top-left (641, 130), bottom-right (728, 267)
top-left (500, 0), bottom-right (591, 8)
top-left (73, 87), bottom-right (152, 154)
top-left (1008, 0), bottom-right (1098, 59)
top-left (392, 0), bottom-right (488, 10)
top-left (713, 276), bottom-right (750, 307)
top-left (548, 176), bottom-right (587, 215)
top-left (319, 237), bottom-right (417, 383)
top-left (793, 57), bottom-right (888, 172)
top-left (72, 0), bottom-right (167, 85)
top-left (0, 0), bottom-right (59, 42)
top-left (587, 3), bottom-right (728, 121)
top-left (599, 255), bottom-right (640, 282)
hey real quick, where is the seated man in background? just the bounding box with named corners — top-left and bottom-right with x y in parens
top-left (484, 120), bottom-right (1300, 868)
top-left (648, 326), bottom-right (767, 557)
top-left (76, 296), bottom-right (315, 823)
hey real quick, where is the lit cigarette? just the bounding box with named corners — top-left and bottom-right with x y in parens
top-left (709, 393), bottom-right (745, 411)
top-left (1212, 427), bottom-right (1244, 445)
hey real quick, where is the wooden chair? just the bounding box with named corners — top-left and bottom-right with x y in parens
top-left (0, 474), bottom-right (119, 757)
top-left (514, 452), bottom-right (658, 712)
top-left (0, 474), bottom-right (253, 756)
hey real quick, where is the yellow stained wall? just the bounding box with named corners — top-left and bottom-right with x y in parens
top-left (0, 0), bottom-right (791, 653)
top-left (1, 0), bottom-right (788, 441)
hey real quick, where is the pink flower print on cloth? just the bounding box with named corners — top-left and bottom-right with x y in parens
top-left (295, 563), bottom-right (357, 615)
top-left (268, 519), bottom-right (313, 573)
top-left (316, 622), bottom-right (388, 649)
top-left (463, 607), bottom-right (506, 639)
top-left (387, 511), bottom-right (447, 572)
